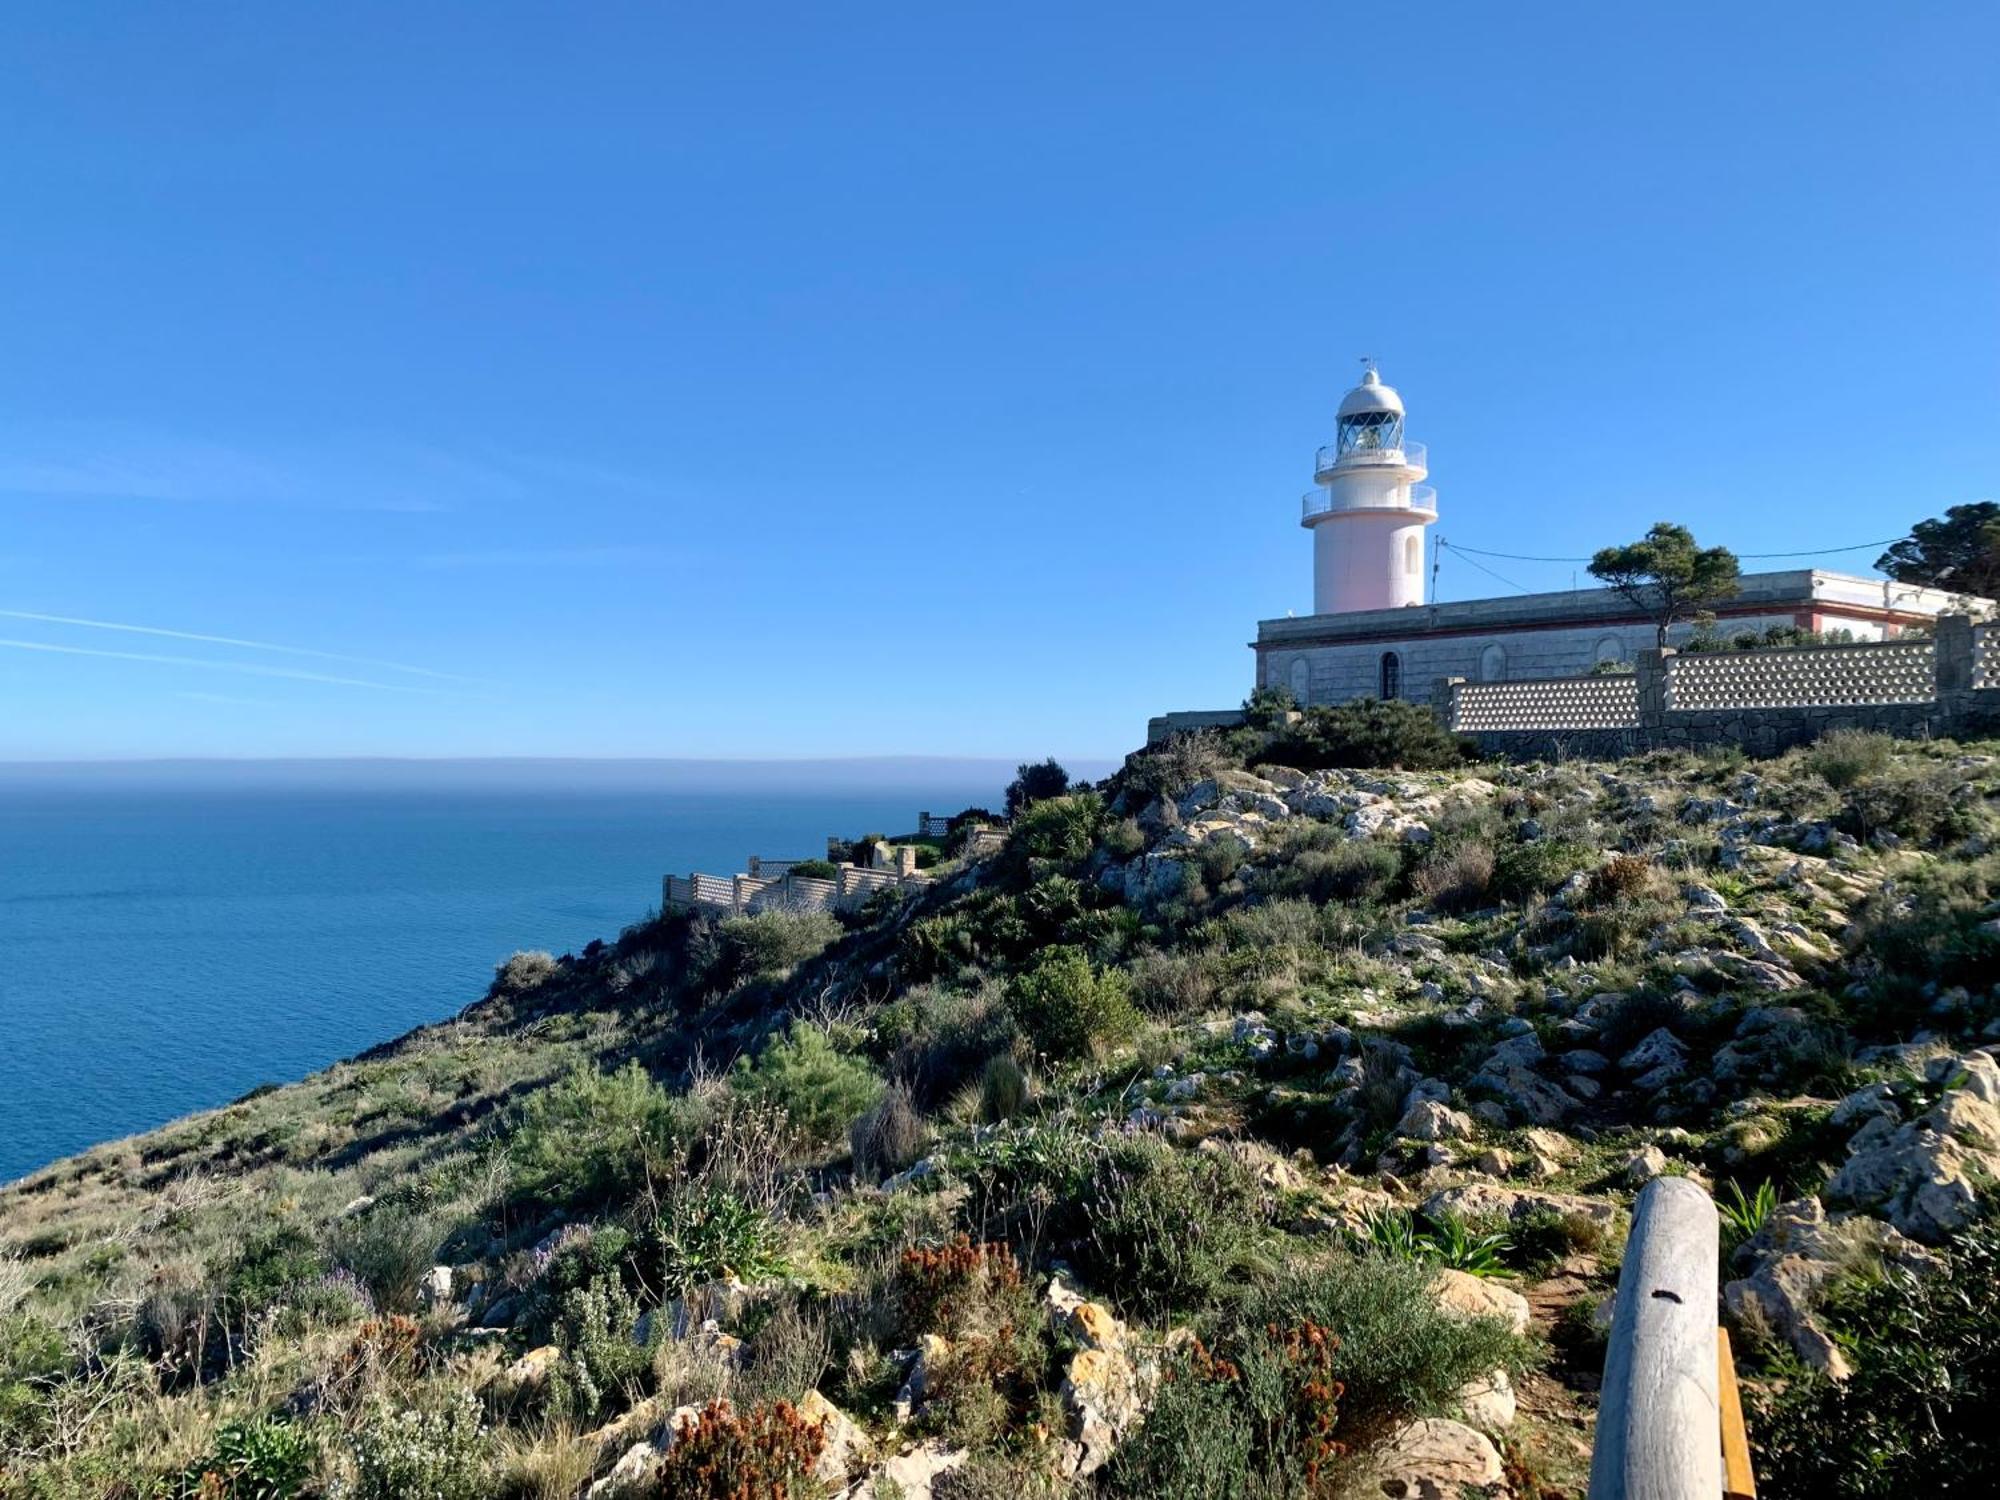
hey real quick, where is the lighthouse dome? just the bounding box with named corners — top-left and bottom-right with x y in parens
top-left (1336, 367), bottom-right (1405, 419)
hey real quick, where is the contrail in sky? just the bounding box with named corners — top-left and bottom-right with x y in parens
top-left (0, 637), bottom-right (445, 694)
top-left (0, 608), bottom-right (475, 682)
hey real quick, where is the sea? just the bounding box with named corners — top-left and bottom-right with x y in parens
top-left (0, 758), bottom-right (1078, 1185)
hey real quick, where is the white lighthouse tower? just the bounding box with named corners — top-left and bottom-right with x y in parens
top-left (1302, 364), bottom-right (1437, 614)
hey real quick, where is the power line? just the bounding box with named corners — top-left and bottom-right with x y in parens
top-left (1441, 536), bottom-right (1910, 565)
top-left (1441, 545), bottom-right (1533, 594)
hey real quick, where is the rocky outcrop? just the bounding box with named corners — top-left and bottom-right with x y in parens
top-left (1825, 1056), bottom-right (2000, 1242)
top-left (1369, 1417), bottom-right (1506, 1497)
top-left (1723, 1197), bottom-right (1932, 1380)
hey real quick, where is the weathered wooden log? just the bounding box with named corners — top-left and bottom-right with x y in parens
top-left (1587, 1176), bottom-right (1722, 1500)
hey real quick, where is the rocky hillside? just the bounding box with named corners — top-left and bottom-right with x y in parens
top-left (4, 717), bottom-right (1999, 1499)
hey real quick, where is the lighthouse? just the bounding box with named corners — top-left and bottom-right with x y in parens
top-left (1302, 364), bottom-right (1437, 614)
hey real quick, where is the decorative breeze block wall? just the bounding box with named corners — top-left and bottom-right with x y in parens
top-left (1450, 673), bottom-right (1641, 732)
top-left (1665, 638), bottom-right (1936, 710)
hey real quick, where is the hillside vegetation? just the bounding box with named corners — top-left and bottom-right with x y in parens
top-left (5, 712), bottom-right (2000, 1498)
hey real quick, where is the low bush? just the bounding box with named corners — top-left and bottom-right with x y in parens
top-left (348, 1391), bottom-right (488, 1500)
top-left (1749, 1217), bottom-right (2000, 1497)
top-left (1491, 839), bottom-right (1594, 904)
top-left (977, 1054), bottom-right (1030, 1122)
top-left (548, 1275), bottom-right (651, 1425)
top-left (718, 910), bottom-right (842, 982)
top-left (508, 1061), bottom-right (686, 1212)
top-left (1803, 730), bottom-right (1894, 790)
top-left (1078, 1137), bottom-right (1265, 1318)
top-left (648, 1186), bottom-right (783, 1300)
top-left (1005, 758), bottom-right (1072, 818)
top-left (849, 1082), bottom-right (929, 1180)
top-left (1246, 1256), bottom-right (1530, 1426)
top-left (492, 950), bottom-right (560, 996)
top-left (1264, 840), bottom-right (1402, 907)
top-left (730, 1021), bottom-right (884, 1148)
top-left (1256, 698), bottom-right (1470, 772)
top-left (653, 1398), bottom-right (828, 1499)
top-left (1847, 854), bottom-right (2000, 999)
top-left (786, 858), bottom-right (838, 880)
top-left (175, 1417), bottom-right (316, 1499)
top-left (1108, 1320), bottom-right (1345, 1499)
top-left (1411, 841), bottom-right (1496, 914)
top-left (1005, 947), bottom-right (1138, 1061)
top-left (1839, 762), bottom-right (1975, 845)
top-left (1006, 793), bottom-right (1106, 868)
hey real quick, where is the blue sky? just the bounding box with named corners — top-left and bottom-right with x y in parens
top-left (1, 2), bottom-right (1993, 760)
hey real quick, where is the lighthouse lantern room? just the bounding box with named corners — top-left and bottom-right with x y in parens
top-left (1301, 363), bottom-right (1437, 614)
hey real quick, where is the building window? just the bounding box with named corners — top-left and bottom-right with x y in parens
top-left (1288, 657), bottom-right (1311, 704)
top-left (1405, 535), bottom-right (1421, 575)
top-left (1479, 643), bottom-right (1506, 682)
top-left (1594, 635), bottom-right (1624, 667)
top-left (1379, 651), bottom-right (1401, 701)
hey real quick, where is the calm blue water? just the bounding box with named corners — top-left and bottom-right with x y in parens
top-left (0, 768), bottom-right (1014, 1183)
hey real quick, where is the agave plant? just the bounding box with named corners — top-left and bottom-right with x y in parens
top-left (1718, 1178), bottom-right (1778, 1250)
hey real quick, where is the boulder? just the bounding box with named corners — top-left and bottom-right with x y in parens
top-left (1723, 1197), bottom-right (1932, 1380)
top-left (1432, 1267), bottom-right (1531, 1336)
top-left (1424, 1182), bottom-right (1617, 1233)
top-left (417, 1265), bottom-right (454, 1312)
top-left (1826, 1086), bottom-right (2000, 1242)
top-left (1619, 1027), bottom-right (1688, 1075)
top-left (1369, 1417), bottom-right (1505, 1498)
top-left (1396, 1099), bottom-right (1477, 1143)
top-left (1622, 1145), bottom-right (1669, 1185)
top-left (493, 1344), bottom-right (561, 1399)
top-left (852, 1442), bottom-right (969, 1500)
top-left (800, 1390), bottom-right (873, 1486)
top-left (1059, 1343), bottom-right (1156, 1478)
top-left (1456, 1367), bottom-right (1518, 1433)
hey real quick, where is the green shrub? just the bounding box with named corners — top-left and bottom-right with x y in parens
top-left (1491, 839), bottom-right (1594, 903)
top-left (1839, 762), bottom-right (1974, 845)
top-left (1847, 854), bottom-right (2000, 998)
top-left (1005, 758), bottom-right (1072, 818)
top-left (349, 1391), bottom-right (488, 1500)
top-left (0, 1314), bottom-right (72, 1453)
top-left (1107, 1318), bottom-right (1345, 1499)
top-left (1265, 840), bottom-right (1401, 906)
top-left (1007, 793), bottom-right (1106, 867)
top-left (977, 1055), bottom-right (1030, 1122)
top-left (1247, 1256), bottom-right (1530, 1425)
top-left (649, 1186), bottom-right (783, 1300)
top-left (491, 950), bottom-right (560, 996)
top-left (548, 1275), bottom-right (652, 1425)
top-left (1257, 698), bottom-right (1470, 772)
top-left (1005, 947), bottom-right (1137, 1061)
top-left (176, 1417), bottom-right (315, 1499)
top-left (1749, 1217), bottom-right (2000, 1497)
top-left (718, 910), bottom-right (842, 981)
top-left (787, 858), bottom-right (839, 880)
top-left (730, 1021), bottom-right (884, 1147)
top-left (1411, 841), bottom-right (1496, 914)
top-left (900, 912), bottom-right (977, 981)
top-left (325, 1206), bottom-right (441, 1317)
top-left (508, 1061), bottom-right (687, 1212)
top-left (1803, 730), bottom-right (1895, 790)
top-left (850, 1082), bottom-right (929, 1180)
top-left (1078, 1138), bottom-right (1265, 1318)
top-left (221, 1224), bottom-right (328, 1326)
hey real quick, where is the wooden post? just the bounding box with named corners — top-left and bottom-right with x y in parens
top-left (1587, 1176), bottom-right (1721, 1500)
top-left (1717, 1328), bottom-right (1755, 1500)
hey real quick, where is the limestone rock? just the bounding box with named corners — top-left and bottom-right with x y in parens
top-left (1826, 1086), bottom-right (2000, 1242)
top-left (800, 1390), bottom-right (873, 1486)
top-left (1622, 1145), bottom-right (1669, 1185)
top-left (1723, 1198), bottom-right (1932, 1380)
top-left (1424, 1182), bottom-right (1617, 1233)
top-left (417, 1264), bottom-right (454, 1311)
top-left (1059, 1342), bottom-right (1157, 1479)
top-left (1370, 1417), bottom-right (1506, 1497)
top-left (1456, 1367), bottom-right (1518, 1433)
top-left (852, 1442), bottom-right (969, 1500)
top-left (1396, 1099), bottom-right (1477, 1143)
top-left (1432, 1267), bottom-right (1531, 1336)
top-left (494, 1344), bottom-right (561, 1398)
top-left (1619, 1027), bottom-right (1688, 1075)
